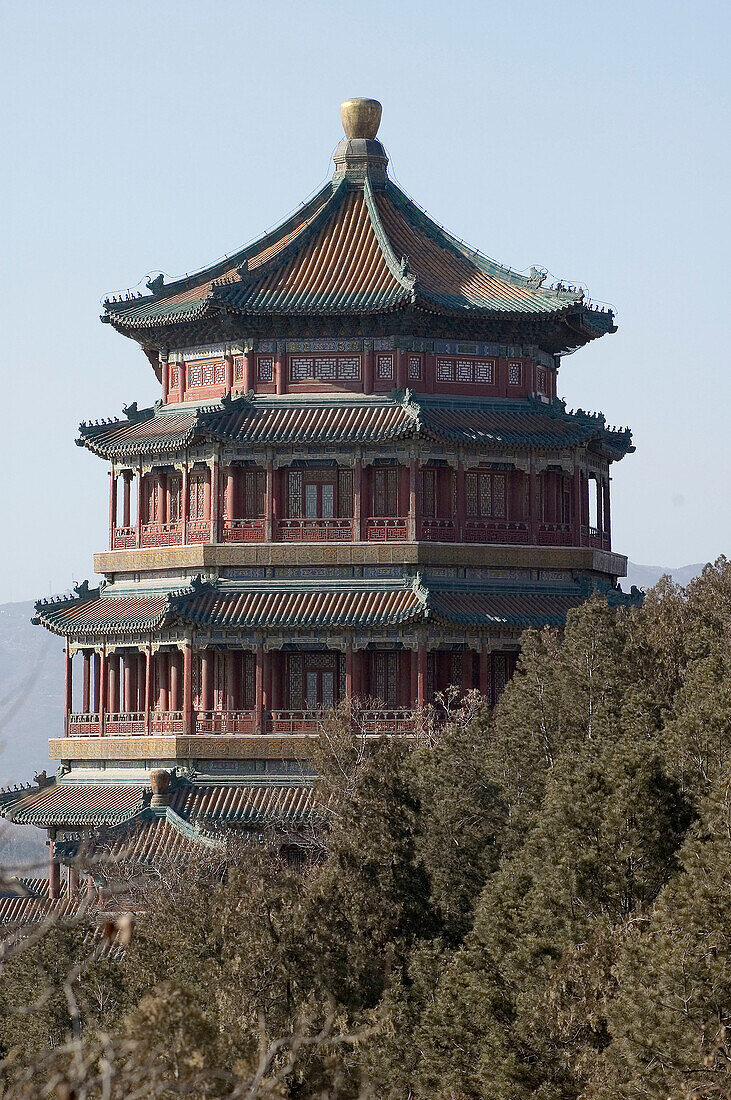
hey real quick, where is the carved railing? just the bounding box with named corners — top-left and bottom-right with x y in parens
top-left (360, 708), bottom-right (416, 734)
top-left (111, 526), bottom-right (136, 550)
top-left (150, 711), bottom-right (185, 734)
top-left (269, 710), bottom-right (323, 734)
top-left (66, 713), bottom-right (102, 737)
top-left (221, 518), bottom-right (266, 543)
top-left (194, 710), bottom-right (255, 734)
top-left (277, 519), bottom-right (353, 542)
top-left (418, 519), bottom-right (457, 542)
top-left (582, 525), bottom-right (610, 551)
top-left (463, 520), bottom-right (529, 544)
top-left (104, 712), bottom-right (147, 736)
top-left (365, 517), bottom-right (408, 541)
top-left (140, 522), bottom-right (183, 547)
top-left (187, 519), bottom-right (211, 543)
top-left (538, 522), bottom-right (573, 546)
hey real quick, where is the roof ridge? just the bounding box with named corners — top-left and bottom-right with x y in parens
top-left (362, 176), bottom-right (417, 300)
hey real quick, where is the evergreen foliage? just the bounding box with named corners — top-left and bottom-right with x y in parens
top-left (2, 560), bottom-right (731, 1097)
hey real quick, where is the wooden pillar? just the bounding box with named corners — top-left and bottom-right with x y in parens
top-left (274, 347), bottom-right (286, 395)
top-left (572, 465), bottom-right (582, 545)
top-left (169, 651), bottom-right (180, 711)
top-left (64, 646), bottom-right (73, 725)
top-left (135, 466), bottom-right (143, 547)
top-left (99, 649), bottom-right (107, 735)
top-left (158, 651), bottom-right (169, 712)
top-left (396, 349), bottom-right (408, 390)
top-left (399, 651), bottom-right (411, 708)
top-left (456, 457), bottom-right (466, 539)
top-left (177, 360), bottom-right (185, 403)
top-left (145, 646), bottom-right (152, 730)
top-left (461, 648), bottom-right (473, 694)
top-left (124, 653), bottom-right (137, 713)
top-left (479, 644), bottom-right (489, 699)
top-left (354, 457), bottom-right (363, 541)
top-left (93, 651), bottom-right (102, 713)
top-left (265, 458), bottom-right (274, 542)
top-left (200, 649), bottom-right (212, 712)
top-left (226, 466), bottom-right (236, 521)
top-left (529, 463), bottom-right (539, 544)
top-left (82, 651), bottom-right (91, 713)
top-left (352, 649), bottom-right (362, 700)
top-left (244, 350), bottom-right (255, 392)
top-left (158, 473), bottom-right (168, 524)
top-left (108, 470), bottom-right (117, 550)
top-left (122, 471), bottom-right (132, 528)
top-left (363, 348), bottom-right (374, 394)
top-left (345, 641), bottom-right (353, 701)
top-left (224, 353), bottom-right (234, 394)
top-left (67, 865), bottom-right (80, 897)
top-left (161, 359), bottom-right (170, 403)
top-left (183, 644), bottom-right (193, 735)
top-left (254, 644), bottom-right (264, 731)
top-left (409, 457), bottom-right (418, 541)
top-left (48, 841), bottom-right (61, 900)
top-left (417, 643), bottom-right (427, 707)
top-left (182, 464), bottom-right (189, 545)
top-left (603, 478), bottom-right (611, 544)
top-left (270, 651), bottom-right (282, 712)
top-left (209, 458), bottom-right (219, 543)
top-left (107, 654), bottom-right (120, 714)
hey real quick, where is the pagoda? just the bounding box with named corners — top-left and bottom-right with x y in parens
top-left (0, 98), bottom-right (637, 906)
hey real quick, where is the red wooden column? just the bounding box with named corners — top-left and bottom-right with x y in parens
top-left (396, 349), bottom-right (408, 390)
top-left (571, 464), bottom-right (582, 546)
top-left (479, 644), bottom-right (489, 700)
top-left (409, 457), bottom-right (419, 541)
top-left (108, 654), bottom-right (120, 714)
top-left (169, 650), bottom-right (180, 712)
top-left (135, 467), bottom-right (143, 548)
top-left (417, 642), bottom-right (427, 707)
top-left (270, 651), bottom-right (282, 713)
top-left (209, 458), bottom-right (219, 543)
top-left (345, 642), bottom-right (353, 702)
top-left (456, 457), bottom-right (466, 540)
top-left (410, 648), bottom-right (418, 708)
top-left (158, 651), bottom-right (169, 713)
top-left (177, 360), bottom-right (185, 403)
top-left (144, 646), bottom-right (152, 732)
top-left (244, 350), bottom-right (255, 392)
top-left (363, 348), bottom-right (375, 394)
top-left (254, 644), bottom-right (264, 732)
top-left (48, 841), bottom-right (61, 901)
top-left (108, 471), bottom-right (117, 550)
top-left (158, 473), bottom-right (168, 525)
top-left (183, 644), bottom-right (193, 735)
top-left (461, 648), bottom-right (473, 694)
top-left (352, 648), bottom-right (363, 700)
top-left (529, 462), bottom-right (539, 544)
top-left (122, 472), bottom-right (132, 528)
top-left (182, 464), bottom-right (189, 545)
top-left (224, 353), bottom-right (234, 394)
top-left (123, 653), bottom-right (135, 713)
top-left (99, 649), bottom-right (107, 735)
top-left (274, 347), bottom-right (286, 395)
top-left (225, 466), bottom-right (236, 525)
top-left (93, 651), bottom-right (102, 714)
top-left (82, 651), bottom-right (91, 713)
top-left (200, 649), bottom-right (212, 712)
top-left (353, 457), bottom-right (363, 541)
top-left (161, 359), bottom-right (170, 403)
top-left (224, 650), bottom-right (236, 711)
top-left (265, 458), bottom-right (275, 542)
top-left (603, 478), bottom-right (611, 545)
top-left (64, 646), bottom-right (73, 729)
top-left (399, 651), bottom-right (411, 708)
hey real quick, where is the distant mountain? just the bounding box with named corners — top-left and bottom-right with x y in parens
top-left (624, 562), bottom-right (705, 592)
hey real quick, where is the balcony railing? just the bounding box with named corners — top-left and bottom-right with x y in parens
top-left (538, 522), bottom-right (573, 546)
top-left (464, 520), bottom-right (529, 544)
top-left (141, 522), bottom-right (183, 547)
top-left (277, 519), bottom-right (353, 542)
top-left (194, 710), bottom-right (255, 734)
top-left (418, 519), bottom-right (457, 542)
top-left (187, 519), bottom-right (211, 543)
top-left (221, 518), bottom-right (266, 543)
top-left (361, 708), bottom-right (416, 733)
top-left (150, 710), bottom-right (185, 734)
top-left (365, 517), bottom-right (408, 541)
top-left (111, 526), bottom-right (136, 550)
top-left (67, 713), bottom-right (101, 736)
top-left (104, 712), bottom-right (148, 736)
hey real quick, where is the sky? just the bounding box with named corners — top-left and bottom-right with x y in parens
top-left (1, 0), bottom-right (729, 604)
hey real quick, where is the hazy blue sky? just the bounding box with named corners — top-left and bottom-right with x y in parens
top-left (1, 0), bottom-right (728, 603)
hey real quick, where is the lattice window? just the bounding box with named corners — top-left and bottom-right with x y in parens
top-left (257, 357), bottom-right (273, 382)
top-left (187, 363), bottom-right (202, 387)
top-left (189, 360), bottom-right (225, 387)
top-left (287, 471), bottom-right (303, 518)
top-left (475, 360), bottom-right (494, 383)
top-left (479, 475), bottom-right (492, 517)
top-left (377, 355), bottom-right (394, 380)
top-left (288, 654), bottom-right (303, 710)
top-left (169, 476), bottom-right (182, 523)
top-left (189, 472), bottom-right (207, 520)
top-left (192, 654), bottom-right (201, 711)
top-left (466, 472), bottom-right (478, 516)
top-left (214, 651), bottom-right (224, 711)
top-left (451, 652), bottom-right (461, 686)
top-left (142, 478), bottom-right (158, 524)
top-left (408, 355), bottom-right (422, 380)
top-left (234, 356), bottom-right (245, 383)
top-left (436, 358), bottom-right (453, 382)
top-left (536, 366), bottom-right (547, 393)
top-left (243, 653), bottom-right (255, 709)
top-left (421, 469), bottom-right (436, 517)
top-left (244, 470), bottom-right (265, 516)
top-left (508, 361), bottom-right (522, 385)
top-left (169, 365), bottom-right (180, 390)
top-left (493, 474), bottom-right (506, 517)
top-left (372, 652), bottom-right (398, 704)
top-left (373, 467), bottom-right (399, 516)
top-left (337, 469), bottom-right (353, 518)
top-left (290, 356), bottom-right (362, 382)
top-left (492, 654), bottom-right (508, 703)
top-left (455, 359), bottom-right (472, 382)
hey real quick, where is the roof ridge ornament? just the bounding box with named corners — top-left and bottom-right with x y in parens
top-left (333, 98), bottom-right (388, 189)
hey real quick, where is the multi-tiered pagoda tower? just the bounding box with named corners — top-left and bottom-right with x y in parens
top-left (1, 99), bottom-right (636, 903)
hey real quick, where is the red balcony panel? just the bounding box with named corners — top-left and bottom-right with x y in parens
top-left (150, 711), bottom-right (185, 734)
top-left (277, 519), bottom-right (353, 542)
top-left (418, 519), bottom-right (457, 542)
top-left (221, 519), bottom-right (266, 543)
top-left (140, 522), bottom-right (183, 548)
top-left (365, 518), bottom-right (408, 542)
top-left (67, 713), bottom-right (101, 737)
top-left (104, 712), bottom-right (147, 736)
top-left (194, 710), bottom-right (255, 734)
top-left (112, 527), bottom-right (136, 550)
top-left (186, 520), bottom-right (211, 544)
top-left (463, 520), bottom-right (529, 545)
top-left (538, 523), bottom-right (573, 546)
top-left (269, 710), bottom-right (321, 734)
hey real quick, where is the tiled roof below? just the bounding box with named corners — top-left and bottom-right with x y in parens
top-left (1, 784), bottom-right (146, 827)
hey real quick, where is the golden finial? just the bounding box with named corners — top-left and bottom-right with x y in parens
top-left (340, 98), bottom-right (382, 140)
